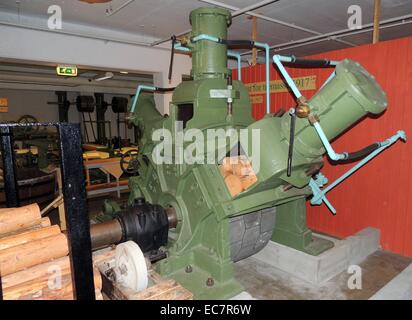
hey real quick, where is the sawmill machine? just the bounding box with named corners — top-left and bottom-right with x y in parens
top-left (90, 7), bottom-right (406, 299)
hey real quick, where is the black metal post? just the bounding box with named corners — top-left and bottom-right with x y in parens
top-left (95, 93), bottom-right (107, 145)
top-left (57, 123), bottom-right (95, 300)
top-left (56, 91), bottom-right (70, 122)
top-left (0, 126), bottom-right (20, 207)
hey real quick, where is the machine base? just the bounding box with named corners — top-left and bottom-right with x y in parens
top-left (164, 267), bottom-right (243, 300)
top-left (271, 198), bottom-right (334, 256)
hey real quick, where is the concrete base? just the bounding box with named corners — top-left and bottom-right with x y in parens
top-left (252, 227), bottom-right (380, 285)
top-left (369, 263), bottom-right (412, 300)
top-left (230, 291), bottom-right (256, 300)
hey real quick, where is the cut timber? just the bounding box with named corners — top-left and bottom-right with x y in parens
top-left (224, 174), bottom-right (243, 197)
top-left (0, 225), bottom-right (61, 251)
top-left (0, 233), bottom-right (68, 276)
top-left (131, 277), bottom-right (193, 300)
top-left (220, 156), bottom-right (258, 197)
top-left (0, 204), bottom-right (41, 236)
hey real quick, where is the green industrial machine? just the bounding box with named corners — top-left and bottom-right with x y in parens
top-left (96, 7), bottom-right (405, 299)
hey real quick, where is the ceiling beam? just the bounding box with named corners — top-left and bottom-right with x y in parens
top-left (199, 0), bottom-right (355, 48)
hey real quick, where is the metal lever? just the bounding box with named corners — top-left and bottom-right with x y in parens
top-left (287, 108), bottom-right (296, 177)
top-left (168, 35), bottom-right (177, 82)
top-left (309, 130), bottom-right (407, 214)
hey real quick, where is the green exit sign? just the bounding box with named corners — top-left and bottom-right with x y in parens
top-left (56, 65), bottom-right (78, 77)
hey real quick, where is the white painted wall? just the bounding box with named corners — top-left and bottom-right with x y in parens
top-left (0, 24), bottom-right (191, 114)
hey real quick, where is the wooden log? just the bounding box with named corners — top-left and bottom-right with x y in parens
top-left (1, 255), bottom-right (70, 289)
top-left (5, 267), bottom-right (102, 300)
top-left (1, 248), bottom-right (114, 290)
top-left (0, 225), bottom-right (61, 251)
top-left (0, 204), bottom-right (41, 236)
top-left (0, 217), bottom-right (51, 238)
top-left (0, 233), bottom-right (68, 276)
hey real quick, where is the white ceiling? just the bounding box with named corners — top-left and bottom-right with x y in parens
top-left (0, 0), bottom-right (412, 57)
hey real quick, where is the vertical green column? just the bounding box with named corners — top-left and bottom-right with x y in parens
top-left (190, 7), bottom-right (231, 80)
top-left (272, 198), bottom-right (334, 255)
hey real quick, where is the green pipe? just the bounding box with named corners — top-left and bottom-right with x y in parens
top-left (254, 42), bottom-right (270, 114)
top-left (273, 55), bottom-right (302, 99)
top-left (174, 44), bottom-right (241, 80)
top-left (227, 50), bottom-right (241, 80)
top-left (310, 130), bottom-right (406, 213)
top-left (129, 85), bottom-right (156, 114)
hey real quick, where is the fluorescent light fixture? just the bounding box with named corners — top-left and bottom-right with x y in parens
top-left (94, 72), bottom-right (114, 81)
top-left (120, 71), bottom-right (129, 74)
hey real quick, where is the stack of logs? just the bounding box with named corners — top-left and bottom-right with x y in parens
top-left (0, 203), bottom-right (103, 300)
top-left (220, 156), bottom-right (258, 197)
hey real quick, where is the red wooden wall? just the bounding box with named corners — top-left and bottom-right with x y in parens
top-left (233, 37), bottom-right (412, 258)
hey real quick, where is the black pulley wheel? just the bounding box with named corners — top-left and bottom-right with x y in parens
top-left (120, 149), bottom-right (140, 176)
top-left (76, 96), bottom-right (95, 112)
top-left (17, 115), bottom-right (40, 134)
top-left (111, 97), bottom-right (129, 113)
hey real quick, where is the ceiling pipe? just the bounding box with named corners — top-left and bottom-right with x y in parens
top-left (241, 13), bottom-right (412, 56)
top-left (0, 20), bottom-right (157, 48)
top-left (106, 0), bottom-right (136, 17)
top-left (199, 0), bottom-right (355, 47)
top-left (0, 72), bottom-right (145, 88)
top-left (151, 0), bottom-right (278, 46)
top-left (231, 0), bottom-right (279, 17)
top-left (271, 19), bottom-right (412, 53)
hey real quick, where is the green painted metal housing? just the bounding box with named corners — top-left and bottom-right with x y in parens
top-left (126, 7), bottom-right (388, 299)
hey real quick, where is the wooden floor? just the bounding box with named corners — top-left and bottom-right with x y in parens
top-left (234, 250), bottom-right (412, 300)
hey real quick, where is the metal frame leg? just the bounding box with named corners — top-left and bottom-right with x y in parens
top-left (58, 123), bottom-right (95, 300)
top-left (0, 126), bottom-right (20, 207)
top-left (0, 122), bottom-right (96, 300)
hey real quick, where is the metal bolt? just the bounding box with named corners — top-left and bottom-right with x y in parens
top-left (185, 265), bottom-right (193, 273)
top-left (206, 277), bottom-right (214, 287)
